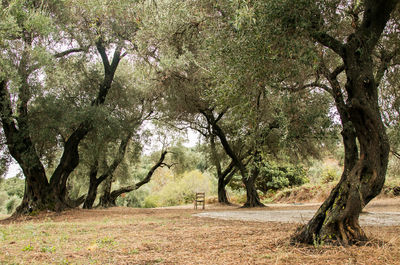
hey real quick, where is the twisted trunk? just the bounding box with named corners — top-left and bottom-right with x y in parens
top-left (202, 110), bottom-right (263, 207)
top-left (49, 42), bottom-right (122, 205)
top-left (0, 41), bottom-right (122, 214)
top-left (99, 175), bottom-right (114, 208)
top-left (83, 160), bottom-right (100, 209)
top-left (293, 0), bottom-right (395, 245)
top-left (217, 165), bottom-right (237, 204)
top-left (209, 132), bottom-right (236, 204)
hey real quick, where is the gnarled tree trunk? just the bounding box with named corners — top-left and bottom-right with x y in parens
top-left (242, 152), bottom-right (263, 208)
top-left (202, 110), bottom-right (264, 207)
top-left (99, 175), bottom-right (114, 208)
top-left (83, 160), bottom-right (100, 209)
top-left (0, 41), bottom-right (122, 214)
top-left (208, 131), bottom-right (236, 204)
top-left (217, 165), bottom-right (237, 204)
top-left (293, 0), bottom-right (396, 245)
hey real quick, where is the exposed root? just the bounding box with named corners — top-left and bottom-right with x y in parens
top-left (338, 221), bottom-right (349, 246)
top-left (241, 202), bottom-right (265, 208)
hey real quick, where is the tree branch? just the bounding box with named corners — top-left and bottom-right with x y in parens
top-left (375, 48), bottom-right (399, 87)
top-left (330, 64), bottom-right (345, 79)
top-left (134, 150), bottom-right (168, 189)
top-left (97, 132), bottom-right (133, 184)
top-left (54, 48), bottom-right (87, 58)
top-left (360, 0), bottom-right (399, 51)
top-left (311, 32), bottom-right (345, 57)
top-left (107, 151), bottom-right (168, 199)
top-left (96, 39), bottom-right (111, 73)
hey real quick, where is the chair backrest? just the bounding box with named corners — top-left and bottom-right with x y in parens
top-left (194, 192), bottom-right (205, 209)
top-left (196, 192), bottom-right (205, 200)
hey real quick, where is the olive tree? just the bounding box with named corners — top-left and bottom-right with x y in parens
top-left (0, 0), bottom-right (139, 213)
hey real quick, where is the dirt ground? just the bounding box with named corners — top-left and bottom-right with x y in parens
top-left (195, 198), bottom-right (400, 226)
top-left (0, 198), bottom-right (400, 264)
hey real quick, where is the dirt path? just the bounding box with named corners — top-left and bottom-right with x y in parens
top-left (194, 198), bottom-right (400, 226)
top-left (194, 209), bottom-right (400, 226)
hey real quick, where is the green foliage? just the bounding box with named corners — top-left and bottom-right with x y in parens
top-left (0, 176), bottom-right (24, 214)
top-left (144, 170), bottom-right (216, 207)
top-left (6, 195), bottom-right (21, 214)
top-left (228, 160), bottom-right (308, 193)
top-left (22, 244), bottom-right (34, 252)
top-left (0, 191), bottom-right (8, 208)
top-left (143, 196), bottom-right (159, 208)
top-left (96, 237), bottom-right (116, 247)
top-left (169, 142), bottom-right (209, 175)
top-left (1, 176), bottom-right (25, 198)
top-left (0, 0), bottom-right (396, 214)
top-left (116, 188), bottom-right (149, 208)
top-left (385, 155), bottom-right (400, 188)
top-left (307, 159), bottom-right (341, 185)
top-left (256, 161), bottom-right (308, 192)
top-left (320, 166), bottom-right (341, 184)
top-left (40, 246), bottom-right (56, 253)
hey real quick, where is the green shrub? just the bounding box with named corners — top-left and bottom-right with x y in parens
top-left (143, 170), bottom-right (216, 207)
top-left (143, 195), bottom-right (160, 208)
top-left (229, 161), bottom-right (308, 193)
top-left (116, 188), bottom-right (149, 208)
top-left (2, 176), bottom-right (24, 198)
top-left (321, 166), bottom-right (340, 183)
top-left (6, 195), bottom-right (21, 214)
top-left (0, 191), bottom-right (8, 207)
top-left (256, 162), bottom-right (308, 193)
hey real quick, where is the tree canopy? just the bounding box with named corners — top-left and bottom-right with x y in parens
top-left (0, 0), bottom-right (399, 246)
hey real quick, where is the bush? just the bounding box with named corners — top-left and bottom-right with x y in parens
top-left (256, 161), bottom-right (308, 193)
top-left (143, 195), bottom-right (160, 208)
top-left (227, 161), bottom-right (308, 194)
top-left (143, 170), bottom-right (216, 207)
top-left (321, 166), bottom-right (340, 183)
top-left (116, 188), bottom-right (149, 208)
top-left (1, 176), bottom-right (24, 198)
top-left (0, 191), bottom-right (8, 207)
top-left (6, 195), bottom-right (21, 214)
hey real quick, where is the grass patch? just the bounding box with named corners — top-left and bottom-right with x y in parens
top-left (0, 206), bottom-right (399, 264)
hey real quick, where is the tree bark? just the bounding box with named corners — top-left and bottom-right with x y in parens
top-left (201, 110), bottom-right (264, 207)
top-left (98, 175), bottom-right (114, 208)
top-left (292, 0), bottom-right (396, 245)
top-left (0, 40), bottom-right (122, 214)
top-left (0, 80), bottom-right (63, 213)
top-left (242, 152), bottom-right (263, 208)
top-left (217, 178), bottom-right (229, 204)
top-left (83, 160), bottom-right (100, 209)
top-left (208, 131), bottom-right (236, 204)
top-left (49, 41), bottom-right (122, 204)
top-left (217, 165), bottom-right (236, 204)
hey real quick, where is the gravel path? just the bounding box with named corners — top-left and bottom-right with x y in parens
top-left (194, 209), bottom-right (400, 226)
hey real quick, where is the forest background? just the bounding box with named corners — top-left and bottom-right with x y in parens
top-left (0, 0), bottom-right (399, 245)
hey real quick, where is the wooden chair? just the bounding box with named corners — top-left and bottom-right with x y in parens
top-left (194, 192), bottom-right (205, 210)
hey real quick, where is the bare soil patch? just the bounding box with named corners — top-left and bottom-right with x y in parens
top-left (0, 199), bottom-right (399, 264)
top-left (195, 198), bottom-right (400, 226)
